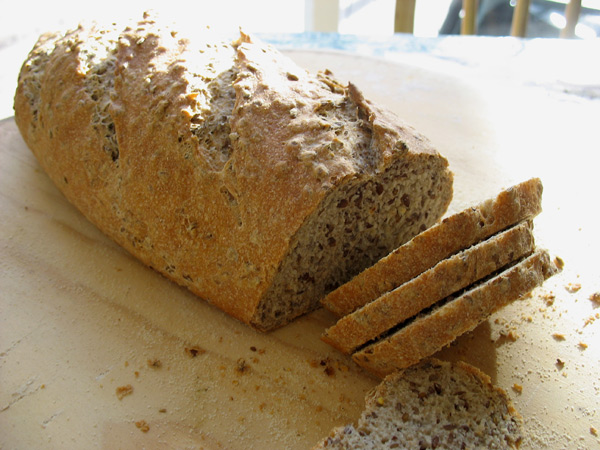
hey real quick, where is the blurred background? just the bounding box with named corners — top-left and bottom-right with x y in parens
top-left (2, 0), bottom-right (599, 40)
top-left (1, 0), bottom-right (599, 119)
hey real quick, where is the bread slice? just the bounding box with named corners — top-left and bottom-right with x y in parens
top-left (353, 249), bottom-right (558, 377)
top-left (312, 358), bottom-right (523, 450)
top-left (322, 220), bottom-right (536, 354)
top-left (321, 178), bottom-right (543, 317)
top-left (13, 14), bottom-right (453, 331)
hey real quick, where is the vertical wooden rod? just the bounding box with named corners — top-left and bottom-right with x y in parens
top-left (511, 0), bottom-right (531, 37)
top-left (461, 0), bottom-right (478, 35)
top-left (394, 0), bottom-right (417, 34)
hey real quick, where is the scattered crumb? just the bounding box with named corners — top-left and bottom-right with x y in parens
top-left (376, 396), bottom-right (385, 406)
top-left (591, 426), bottom-right (598, 437)
top-left (503, 330), bottom-right (519, 342)
top-left (553, 256), bottom-right (565, 270)
top-left (512, 383), bottom-right (523, 394)
top-left (235, 358), bottom-right (250, 375)
top-left (147, 359), bottom-right (162, 368)
top-left (324, 366), bottom-right (335, 377)
top-left (556, 359), bottom-right (565, 370)
top-left (541, 292), bottom-right (556, 306)
top-left (134, 371), bottom-right (140, 378)
top-left (565, 283), bottom-right (582, 293)
top-left (116, 385), bottom-right (133, 400)
top-left (40, 384), bottom-right (46, 389)
top-left (590, 292), bottom-right (600, 305)
top-left (158, 408), bottom-right (167, 413)
top-left (135, 420), bottom-right (150, 432)
top-left (578, 342), bottom-right (588, 350)
top-left (185, 346), bottom-right (206, 358)
top-left (584, 313), bottom-right (600, 327)
top-left (552, 333), bottom-right (566, 341)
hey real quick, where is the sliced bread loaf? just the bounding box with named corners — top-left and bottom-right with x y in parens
top-left (353, 249), bottom-right (558, 377)
top-left (321, 178), bottom-right (543, 317)
top-left (312, 358), bottom-right (523, 450)
top-left (13, 14), bottom-right (453, 330)
top-left (322, 220), bottom-right (536, 354)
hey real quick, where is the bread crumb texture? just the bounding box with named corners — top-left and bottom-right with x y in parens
top-left (312, 359), bottom-right (523, 450)
top-left (115, 384), bottom-right (133, 400)
top-left (135, 419), bottom-right (150, 432)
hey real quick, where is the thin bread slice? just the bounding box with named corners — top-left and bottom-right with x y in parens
top-left (321, 178), bottom-right (543, 317)
top-left (353, 249), bottom-right (558, 377)
top-left (312, 358), bottom-right (524, 450)
top-left (322, 220), bottom-right (536, 354)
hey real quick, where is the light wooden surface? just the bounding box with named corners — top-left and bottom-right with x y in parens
top-left (1, 49), bottom-right (600, 450)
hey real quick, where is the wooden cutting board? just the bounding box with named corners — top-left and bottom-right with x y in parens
top-left (1, 49), bottom-right (599, 450)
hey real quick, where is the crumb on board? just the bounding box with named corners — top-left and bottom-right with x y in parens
top-left (500, 330), bottom-right (519, 342)
top-left (578, 342), bottom-right (588, 350)
top-left (147, 359), bottom-right (162, 368)
top-left (584, 313), bottom-right (600, 327)
top-left (552, 333), bottom-right (566, 341)
top-left (591, 426), bottom-right (598, 437)
top-left (565, 283), bottom-right (582, 293)
top-left (590, 292), bottom-right (600, 305)
top-left (553, 256), bottom-right (565, 270)
top-left (158, 408), bottom-right (167, 413)
top-left (135, 420), bottom-right (150, 432)
top-left (116, 385), bottom-right (133, 400)
top-left (185, 346), bottom-right (206, 358)
top-left (512, 383), bottom-right (523, 394)
top-left (541, 292), bottom-right (556, 306)
top-left (235, 358), bottom-right (250, 375)
top-left (556, 358), bottom-right (565, 370)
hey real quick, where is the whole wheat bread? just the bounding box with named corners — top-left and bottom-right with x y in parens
top-left (353, 249), bottom-right (558, 377)
top-left (312, 358), bottom-right (523, 450)
top-left (322, 220), bottom-right (536, 354)
top-left (321, 178), bottom-right (543, 317)
top-left (13, 14), bottom-right (453, 330)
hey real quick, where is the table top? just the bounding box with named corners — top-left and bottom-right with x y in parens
top-left (1, 26), bottom-right (600, 450)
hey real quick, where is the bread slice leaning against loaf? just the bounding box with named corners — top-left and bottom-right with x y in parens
top-left (312, 358), bottom-right (523, 450)
top-left (321, 178), bottom-right (543, 317)
top-left (322, 220), bottom-right (536, 354)
top-left (353, 249), bottom-right (558, 377)
top-left (13, 14), bottom-right (453, 330)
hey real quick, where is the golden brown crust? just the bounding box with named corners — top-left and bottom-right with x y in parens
top-left (321, 178), bottom-right (544, 317)
top-left (322, 221), bottom-right (536, 354)
top-left (14, 16), bottom-right (453, 330)
top-left (352, 249), bottom-right (559, 377)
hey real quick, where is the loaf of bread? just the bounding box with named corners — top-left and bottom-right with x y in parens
top-left (312, 358), bottom-right (524, 449)
top-left (13, 14), bottom-right (453, 330)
